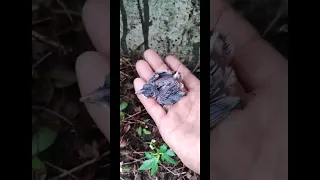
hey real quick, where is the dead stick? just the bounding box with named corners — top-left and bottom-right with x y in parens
top-left (162, 165), bottom-right (186, 176)
top-left (32, 51), bottom-right (53, 69)
top-left (44, 161), bottom-right (78, 180)
top-left (49, 151), bottom-right (110, 180)
top-left (32, 30), bottom-right (63, 48)
top-left (32, 106), bottom-right (74, 126)
top-left (123, 109), bottom-right (146, 121)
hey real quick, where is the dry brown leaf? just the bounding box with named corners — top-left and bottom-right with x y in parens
top-left (279, 24), bottom-right (288, 33)
top-left (133, 106), bottom-right (141, 112)
top-left (120, 138), bottom-right (128, 148)
top-left (186, 172), bottom-right (192, 179)
top-left (190, 175), bottom-right (197, 180)
top-left (124, 82), bottom-right (134, 89)
top-left (123, 124), bottom-right (131, 133)
top-left (78, 140), bottom-right (100, 159)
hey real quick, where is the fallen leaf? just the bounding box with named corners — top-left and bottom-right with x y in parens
top-left (124, 82), bottom-right (134, 89)
top-left (133, 106), bottom-right (141, 112)
top-left (123, 124), bottom-right (131, 133)
top-left (78, 140), bottom-right (100, 159)
top-left (120, 138), bottom-right (128, 148)
top-left (278, 24), bottom-right (288, 33)
top-left (32, 127), bottom-right (58, 156)
top-left (186, 172), bottom-right (192, 179)
top-left (190, 175), bottom-right (198, 180)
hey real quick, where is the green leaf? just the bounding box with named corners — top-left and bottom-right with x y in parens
top-left (165, 149), bottom-right (176, 157)
top-left (32, 127), bottom-right (57, 156)
top-left (145, 152), bottom-right (155, 159)
top-left (162, 154), bottom-right (177, 165)
top-left (137, 126), bottom-right (142, 136)
top-left (138, 158), bottom-right (155, 171)
top-left (122, 166), bottom-right (130, 173)
top-left (150, 158), bottom-right (159, 176)
top-left (143, 119), bottom-right (150, 122)
top-left (159, 143), bottom-right (168, 153)
top-left (120, 102), bottom-right (128, 111)
top-left (32, 156), bottom-right (47, 180)
top-left (143, 129), bottom-right (151, 135)
top-left (120, 111), bottom-right (124, 117)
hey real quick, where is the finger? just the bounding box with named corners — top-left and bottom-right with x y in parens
top-left (143, 49), bottom-right (170, 72)
top-left (133, 78), bottom-right (166, 123)
top-left (82, 0), bottom-right (110, 58)
top-left (164, 56), bottom-right (200, 90)
top-left (135, 60), bottom-right (154, 82)
top-left (75, 51), bottom-right (110, 140)
top-left (210, 0), bottom-right (287, 92)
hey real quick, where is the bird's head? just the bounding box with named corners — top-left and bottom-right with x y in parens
top-left (135, 83), bottom-right (159, 98)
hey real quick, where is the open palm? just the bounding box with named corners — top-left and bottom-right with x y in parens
top-left (134, 49), bottom-right (200, 174)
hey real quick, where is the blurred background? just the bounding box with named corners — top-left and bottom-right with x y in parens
top-left (32, 0), bottom-right (287, 179)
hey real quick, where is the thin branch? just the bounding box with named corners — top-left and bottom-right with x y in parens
top-left (32, 106), bottom-right (74, 126)
top-left (44, 161), bottom-right (78, 180)
top-left (32, 51), bottom-right (53, 69)
top-left (51, 9), bottom-right (81, 17)
top-left (123, 109), bottom-right (146, 121)
top-left (161, 165), bottom-right (186, 176)
top-left (49, 151), bottom-right (110, 180)
top-left (32, 30), bottom-right (64, 48)
top-left (32, 17), bottom-right (53, 26)
top-left (55, 0), bottom-right (74, 23)
top-left (262, 9), bottom-right (284, 37)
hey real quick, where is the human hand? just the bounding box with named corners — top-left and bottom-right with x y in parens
top-left (210, 0), bottom-right (288, 179)
top-left (75, 0), bottom-right (110, 140)
top-left (134, 49), bottom-right (201, 174)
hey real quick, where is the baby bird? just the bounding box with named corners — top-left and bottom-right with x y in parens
top-left (136, 70), bottom-right (186, 108)
top-left (210, 30), bottom-right (241, 128)
top-left (79, 73), bottom-right (110, 108)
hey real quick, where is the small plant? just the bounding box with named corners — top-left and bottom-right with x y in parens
top-left (138, 140), bottom-right (177, 176)
top-left (120, 101), bottom-right (128, 119)
top-left (32, 127), bottom-right (58, 180)
top-left (137, 126), bottom-right (151, 136)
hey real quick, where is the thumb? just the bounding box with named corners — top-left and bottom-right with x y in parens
top-left (76, 51), bottom-right (110, 140)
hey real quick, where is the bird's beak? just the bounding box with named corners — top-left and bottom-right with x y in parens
top-left (135, 89), bottom-right (144, 95)
top-left (80, 87), bottom-right (109, 104)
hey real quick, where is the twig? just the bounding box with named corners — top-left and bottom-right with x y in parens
top-left (32, 105), bottom-right (74, 126)
top-left (262, 9), bottom-right (284, 37)
top-left (32, 51), bottom-right (53, 69)
top-left (32, 30), bottom-right (64, 48)
top-left (123, 109), bottom-right (146, 121)
top-left (120, 94), bottom-right (134, 102)
top-left (120, 77), bottom-right (127, 84)
top-left (122, 157), bottom-right (144, 165)
top-left (44, 161), bottom-right (78, 180)
top-left (161, 165), bottom-right (186, 176)
top-left (55, 0), bottom-right (74, 23)
top-left (120, 56), bottom-right (135, 71)
top-left (51, 9), bottom-right (81, 17)
top-left (32, 17), bottom-right (52, 26)
top-left (124, 119), bottom-right (156, 128)
top-left (192, 60), bottom-right (200, 73)
top-left (120, 71), bottom-right (130, 78)
top-left (49, 151), bottom-right (110, 180)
